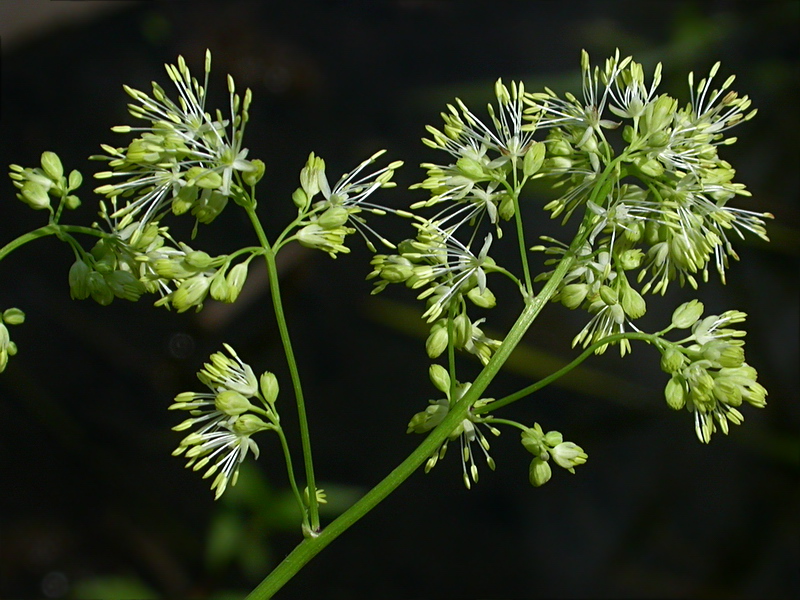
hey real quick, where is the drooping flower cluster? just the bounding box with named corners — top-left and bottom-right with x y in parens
top-left (657, 300), bottom-right (766, 443)
top-left (529, 50), bottom-right (771, 352)
top-left (66, 203), bottom-right (253, 312)
top-left (170, 344), bottom-right (280, 499)
top-left (406, 364), bottom-right (500, 489)
top-left (521, 422), bottom-right (588, 487)
top-left (93, 51), bottom-right (264, 239)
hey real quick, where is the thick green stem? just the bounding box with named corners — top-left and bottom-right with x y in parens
top-left (246, 221), bottom-right (590, 599)
top-left (245, 208), bottom-right (320, 532)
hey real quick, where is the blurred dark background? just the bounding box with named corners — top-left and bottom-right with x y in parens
top-left (0, 1), bottom-right (797, 598)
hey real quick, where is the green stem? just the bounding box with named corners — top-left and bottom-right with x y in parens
top-left (510, 165), bottom-right (533, 295)
top-left (0, 224), bottom-right (104, 262)
top-left (276, 427), bottom-right (307, 520)
top-left (246, 219), bottom-right (591, 600)
top-left (477, 331), bottom-right (658, 414)
top-left (245, 207), bottom-right (320, 533)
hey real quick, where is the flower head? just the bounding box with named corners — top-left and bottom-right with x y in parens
top-left (170, 345), bottom-right (280, 498)
top-left (94, 51), bottom-right (262, 236)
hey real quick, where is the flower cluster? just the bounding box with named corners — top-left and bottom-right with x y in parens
top-left (289, 150), bottom-right (404, 257)
top-left (93, 51), bottom-right (264, 238)
top-left (657, 300), bottom-right (766, 443)
top-left (529, 50), bottom-right (771, 352)
top-left (406, 364), bottom-right (500, 489)
top-left (0, 308), bottom-right (25, 373)
top-left (9, 152), bottom-right (82, 213)
top-left (170, 344), bottom-right (280, 499)
top-left (521, 423), bottom-right (588, 487)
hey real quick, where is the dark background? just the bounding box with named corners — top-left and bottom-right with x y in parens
top-left (1, 1), bottom-right (798, 598)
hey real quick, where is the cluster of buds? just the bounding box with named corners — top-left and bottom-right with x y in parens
top-left (0, 308), bottom-right (25, 373)
top-left (9, 152), bottom-right (82, 213)
top-left (406, 364), bottom-right (500, 489)
top-left (521, 423), bottom-right (588, 487)
top-left (93, 51), bottom-right (264, 236)
top-left (170, 344), bottom-right (279, 499)
top-left (290, 150), bottom-right (404, 257)
top-left (658, 300), bottom-right (766, 443)
top-left (145, 242), bottom-right (250, 313)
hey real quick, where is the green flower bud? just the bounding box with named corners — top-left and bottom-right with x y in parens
top-left (498, 194), bottom-right (515, 220)
top-left (521, 425), bottom-right (546, 457)
top-left (68, 170), bottom-right (83, 191)
top-left (172, 275), bottom-right (211, 312)
top-left (318, 205), bottom-right (350, 229)
top-left (544, 430), bottom-right (563, 447)
top-left (643, 94), bottom-right (677, 134)
top-left (300, 153), bottom-right (324, 198)
top-left (232, 414), bottom-right (271, 435)
top-left (618, 248), bottom-right (644, 269)
top-left (425, 322), bottom-right (448, 359)
top-left (2, 308), bottom-right (25, 325)
top-left (153, 258), bottom-right (195, 280)
top-left (407, 398), bottom-right (449, 434)
top-left (192, 190), bottom-right (228, 224)
top-left (599, 285), bottom-right (618, 306)
top-left (88, 271), bottom-right (114, 306)
top-left (648, 131), bottom-right (670, 147)
top-left (40, 151), bottom-right (63, 180)
top-left (529, 457), bottom-right (552, 487)
top-left (453, 313), bottom-right (471, 348)
top-left (184, 251), bottom-right (214, 270)
top-left (296, 223), bottom-right (350, 256)
top-left (660, 346), bottom-right (687, 374)
top-left (260, 371), bottom-right (279, 405)
top-left (550, 441), bottom-right (587, 471)
top-left (456, 156), bottom-right (485, 179)
top-left (550, 139), bottom-right (573, 156)
top-left (215, 390), bottom-right (253, 416)
top-left (69, 259), bottom-right (92, 300)
top-left (665, 375), bottom-right (686, 410)
top-left (428, 363), bottom-right (450, 395)
top-left (172, 185), bottom-right (198, 215)
top-left (635, 157), bottom-right (664, 178)
top-left (379, 258), bottom-right (414, 283)
top-left (522, 141), bottom-right (545, 177)
top-left (0, 322), bottom-right (9, 349)
top-left (712, 376), bottom-right (743, 407)
top-left (105, 270), bottom-right (145, 301)
top-left (292, 187), bottom-right (309, 210)
top-left (671, 300), bottom-right (704, 329)
top-left (559, 283), bottom-right (588, 309)
top-left (19, 181), bottom-right (51, 210)
top-left (467, 286), bottom-right (496, 309)
top-left (621, 285), bottom-right (646, 319)
top-left (64, 195), bottom-right (81, 210)
top-left (186, 166), bottom-right (223, 190)
top-left (225, 263), bottom-right (248, 303)
top-left (241, 159), bottom-right (265, 186)
top-left (210, 269), bottom-right (229, 302)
